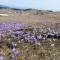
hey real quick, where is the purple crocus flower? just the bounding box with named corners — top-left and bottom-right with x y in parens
top-left (12, 48), bottom-right (20, 56)
top-left (0, 56), bottom-right (4, 60)
top-left (12, 42), bottom-right (17, 48)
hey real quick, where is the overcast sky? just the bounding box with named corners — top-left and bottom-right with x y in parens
top-left (0, 0), bottom-right (60, 11)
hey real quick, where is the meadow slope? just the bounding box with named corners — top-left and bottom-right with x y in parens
top-left (0, 9), bottom-right (60, 25)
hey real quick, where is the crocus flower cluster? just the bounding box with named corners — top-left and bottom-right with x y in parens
top-left (0, 23), bottom-right (59, 60)
top-left (0, 23), bottom-right (59, 43)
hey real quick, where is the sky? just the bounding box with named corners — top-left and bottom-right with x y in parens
top-left (0, 0), bottom-right (60, 11)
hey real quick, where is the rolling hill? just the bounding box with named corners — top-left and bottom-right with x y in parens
top-left (0, 5), bottom-right (60, 26)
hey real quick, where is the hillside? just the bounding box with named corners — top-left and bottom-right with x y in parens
top-left (0, 5), bottom-right (60, 25)
top-left (0, 5), bottom-right (60, 60)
